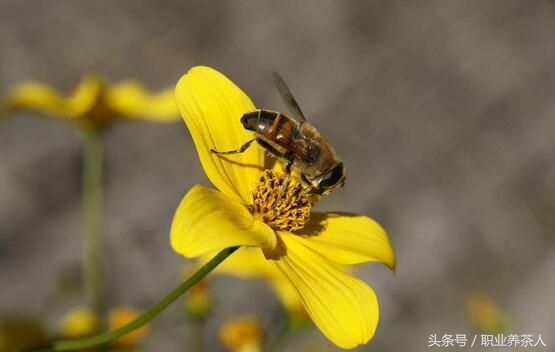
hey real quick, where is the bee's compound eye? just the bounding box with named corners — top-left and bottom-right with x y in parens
top-left (318, 163), bottom-right (344, 189)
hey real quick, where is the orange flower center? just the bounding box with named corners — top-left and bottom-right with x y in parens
top-left (84, 95), bottom-right (117, 125)
top-left (251, 170), bottom-right (312, 231)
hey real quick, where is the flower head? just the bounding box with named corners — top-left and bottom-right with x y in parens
top-left (466, 292), bottom-right (508, 334)
top-left (59, 305), bottom-right (149, 345)
top-left (108, 306), bottom-right (150, 345)
top-left (60, 307), bottom-right (100, 339)
top-left (2, 74), bottom-right (179, 129)
top-left (219, 315), bottom-right (263, 352)
top-left (171, 66), bottom-right (396, 349)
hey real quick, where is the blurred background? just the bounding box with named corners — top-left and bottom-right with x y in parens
top-left (1, 1), bottom-right (554, 351)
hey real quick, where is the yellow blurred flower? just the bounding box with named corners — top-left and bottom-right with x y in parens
top-left (466, 293), bottom-right (508, 334)
top-left (170, 66), bottom-right (396, 349)
top-left (60, 307), bottom-right (100, 339)
top-left (60, 305), bottom-right (148, 345)
top-left (181, 265), bottom-right (212, 319)
top-left (2, 74), bottom-right (179, 128)
top-left (219, 315), bottom-right (262, 352)
top-left (108, 306), bottom-right (149, 345)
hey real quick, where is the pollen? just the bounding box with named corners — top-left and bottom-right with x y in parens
top-left (251, 170), bottom-right (312, 231)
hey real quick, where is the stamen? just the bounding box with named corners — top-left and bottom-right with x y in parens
top-left (251, 170), bottom-right (312, 231)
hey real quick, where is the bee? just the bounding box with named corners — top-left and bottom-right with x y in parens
top-left (210, 73), bottom-right (345, 196)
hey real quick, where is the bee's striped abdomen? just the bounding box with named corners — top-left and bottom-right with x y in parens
top-left (241, 110), bottom-right (274, 132)
top-left (241, 110), bottom-right (295, 141)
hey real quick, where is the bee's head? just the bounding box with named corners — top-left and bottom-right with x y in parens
top-left (314, 162), bottom-right (346, 196)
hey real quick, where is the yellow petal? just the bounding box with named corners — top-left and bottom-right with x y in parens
top-left (219, 315), bottom-right (263, 352)
top-left (175, 66), bottom-right (264, 204)
top-left (2, 75), bottom-right (102, 118)
top-left (106, 80), bottom-right (180, 121)
top-left (273, 233), bottom-right (379, 349)
top-left (295, 212), bottom-right (396, 269)
top-left (171, 185), bottom-right (276, 257)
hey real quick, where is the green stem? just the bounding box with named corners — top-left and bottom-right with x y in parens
top-left (82, 129), bottom-right (104, 314)
top-left (17, 247), bottom-right (238, 352)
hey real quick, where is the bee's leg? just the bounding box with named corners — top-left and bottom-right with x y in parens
top-left (279, 158), bottom-right (294, 196)
top-left (255, 138), bottom-right (292, 207)
top-left (255, 138), bottom-right (285, 158)
top-left (210, 139), bottom-right (255, 155)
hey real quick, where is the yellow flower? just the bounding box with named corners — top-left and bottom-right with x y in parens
top-left (108, 306), bottom-right (150, 345)
top-left (60, 306), bottom-right (149, 345)
top-left (170, 66), bottom-right (396, 349)
top-left (2, 74), bottom-right (179, 128)
top-left (219, 315), bottom-right (263, 352)
top-left (60, 307), bottom-right (100, 339)
top-left (466, 293), bottom-right (508, 334)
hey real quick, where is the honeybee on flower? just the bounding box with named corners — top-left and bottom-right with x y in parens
top-left (170, 66), bottom-right (395, 349)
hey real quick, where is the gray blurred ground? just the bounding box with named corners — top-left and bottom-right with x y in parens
top-left (1, 1), bottom-right (554, 351)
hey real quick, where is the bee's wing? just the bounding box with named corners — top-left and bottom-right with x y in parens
top-left (273, 72), bottom-right (307, 123)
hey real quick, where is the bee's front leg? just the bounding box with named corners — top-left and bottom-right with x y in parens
top-left (278, 158), bottom-right (294, 200)
top-left (303, 186), bottom-right (315, 195)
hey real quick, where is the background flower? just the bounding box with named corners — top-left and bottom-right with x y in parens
top-left (2, 74), bottom-right (179, 128)
top-left (108, 306), bottom-right (150, 345)
top-left (60, 307), bottom-right (101, 339)
top-left (219, 315), bottom-right (263, 352)
top-left (59, 306), bottom-right (149, 345)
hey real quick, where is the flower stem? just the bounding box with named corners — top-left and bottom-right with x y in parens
top-left (81, 129), bottom-right (104, 315)
top-left (17, 246), bottom-right (238, 352)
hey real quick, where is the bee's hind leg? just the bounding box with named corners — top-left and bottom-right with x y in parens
top-left (210, 139), bottom-right (255, 155)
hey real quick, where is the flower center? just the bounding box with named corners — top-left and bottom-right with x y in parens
top-left (87, 98), bottom-right (114, 123)
top-left (251, 170), bottom-right (312, 231)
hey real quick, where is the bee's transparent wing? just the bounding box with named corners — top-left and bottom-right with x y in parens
top-left (272, 72), bottom-right (306, 123)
